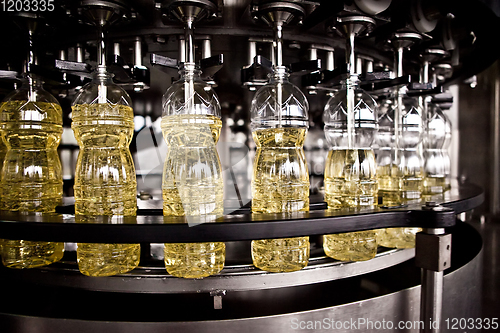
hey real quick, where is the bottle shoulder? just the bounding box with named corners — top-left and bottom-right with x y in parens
top-left (0, 99), bottom-right (63, 126)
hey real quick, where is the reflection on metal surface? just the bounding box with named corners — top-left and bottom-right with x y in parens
top-left (0, 181), bottom-right (483, 244)
top-left (0, 223), bottom-right (482, 333)
top-left (2, 247), bottom-right (414, 293)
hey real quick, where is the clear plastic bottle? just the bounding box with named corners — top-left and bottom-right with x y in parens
top-left (376, 99), bottom-right (402, 206)
top-left (377, 94), bottom-right (424, 204)
top-left (322, 76), bottom-right (378, 261)
top-left (399, 95), bottom-right (424, 202)
top-left (442, 113), bottom-right (452, 190)
top-left (162, 63), bottom-right (225, 278)
top-left (423, 103), bottom-right (451, 194)
top-left (72, 66), bottom-right (140, 277)
top-left (377, 93), bottom-right (423, 248)
top-left (0, 136), bottom-right (4, 255)
top-left (0, 74), bottom-right (64, 268)
top-left (0, 129), bottom-right (6, 168)
top-left (250, 66), bottom-right (310, 273)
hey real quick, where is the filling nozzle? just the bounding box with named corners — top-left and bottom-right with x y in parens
top-left (24, 26), bottom-right (39, 103)
top-left (342, 23), bottom-right (359, 149)
top-left (272, 20), bottom-right (286, 128)
top-left (96, 24), bottom-right (107, 69)
top-left (273, 21), bottom-right (284, 68)
top-left (184, 17), bottom-right (196, 66)
top-left (346, 28), bottom-right (356, 77)
top-left (95, 24), bottom-right (109, 104)
top-left (182, 15), bottom-right (197, 112)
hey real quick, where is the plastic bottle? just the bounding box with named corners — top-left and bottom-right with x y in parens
top-left (376, 101), bottom-right (403, 206)
top-left (0, 74), bottom-right (64, 268)
top-left (0, 129), bottom-right (6, 168)
top-left (162, 63), bottom-right (225, 278)
top-left (250, 66), bottom-right (310, 273)
top-left (322, 75), bottom-right (378, 261)
top-left (72, 66), bottom-right (140, 277)
top-left (377, 92), bottom-right (423, 248)
top-left (423, 103), bottom-right (451, 194)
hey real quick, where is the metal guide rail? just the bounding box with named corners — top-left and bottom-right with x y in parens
top-left (0, 247), bottom-right (416, 294)
top-left (0, 181), bottom-right (484, 243)
top-left (0, 181), bottom-right (485, 333)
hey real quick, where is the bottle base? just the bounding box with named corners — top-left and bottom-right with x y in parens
top-left (251, 237), bottom-right (310, 273)
top-left (1, 240), bottom-right (64, 269)
top-left (323, 231), bottom-right (377, 262)
top-left (77, 243), bottom-right (140, 277)
top-left (164, 242), bottom-right (225, 279)
top-left (378, 190), bottom-right (402, 207)
top-left (376, 228), bottom-right (421, 249)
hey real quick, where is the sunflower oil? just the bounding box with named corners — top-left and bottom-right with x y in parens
top-left (162, 114), bottom-right (225, 278)
top-left (376, 157), bottom-right (422, 249)
top-left (323, 149), bottom-right (378, 261)
top-left (72, 103), bottom-right (139, 277)
top-left (376, 164), bottom-right (402, 207)
top-left (251, 127), bottom-right (310, 272)
top-left (0, 99), bottom-right (64, 268)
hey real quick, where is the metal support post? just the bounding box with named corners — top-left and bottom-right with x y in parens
top-left (416, 204), bottom-right (452, 333)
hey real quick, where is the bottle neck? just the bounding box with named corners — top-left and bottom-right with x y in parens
top-left (92, 66), bottom-right (114, 84)
top-left (21, 73), bottom-right (44, 90)
top-left (269, 66), bottom-right (289, 83)
top-left (343, 74), bottom-right (360, 89)
top-left (179, 63), bottom-right (202, 78)
top-left (20, 73), bottom-right (45, 102)
top-left (91, 66), bottom-right (115, 104)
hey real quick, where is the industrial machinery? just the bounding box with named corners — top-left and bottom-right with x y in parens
top-left (0, 0), bottom-right (497, 332)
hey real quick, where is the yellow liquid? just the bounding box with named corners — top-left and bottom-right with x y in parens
top-left (377, 227), bottom-right (421, 248)
top-left (1, 239), bottom-right (64, 269)
top-left (76, 242), bottom-right (140, 276)
top-left (0, 100), bottom-right (64, 268)
top-left (72, 103), bottom-right (139, 277)
top-left (323, 231), bottom-right (377, 261)
top-left (323, 149), bottom-right (378, 261)
top-left (251, 127), bottom-right (310, 272)
top-left (0, 138), bottom-right (3, 258)
top-left (377, 164), bottom-right (402, 206)
top-left (377, 163), bottom-right (421, 249)
top-left (324, 149), bottom-right (378, 208)
top-left (161, 114), bottom-right (225, 279)
top-left (401, 175), bottom-right (423, 201)
top-left (423, 175), bottom-right (447, 195)
top-left (0, 134), bottom-right (6, 171)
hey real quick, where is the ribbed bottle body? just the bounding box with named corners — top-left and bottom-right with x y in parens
top-left (322, 79), bottom-right (379, 261)
top-left (251, 127), bottom-right (310, 272)
top-left (161, 114), bottom-right (225, 278)
top-left (0, 96), bottom-right (64, 268)
top-left (72, 103), bottom-right (139, 277)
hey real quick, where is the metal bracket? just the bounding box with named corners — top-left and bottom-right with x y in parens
top-left (150, 53), bottom-right (223, 79)
top-left (150, 53), bottom-right (179, 70)
top-left (415, 232), bottom-right (452, 272)
top-left (210, 289), bottom-right (227, 310)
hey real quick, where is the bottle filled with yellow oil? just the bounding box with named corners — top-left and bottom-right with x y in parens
top-left (0, 74), bottom-right (64, 268)
top-left (376, 90), bottom-right (424, 249)
top-left (162, 64), bottom-right (225, 279)
top-left (376, 109), bottom-right (402, 207)
top-left (250, 66), bottom-right (310, 273)
top-left (423, 102), bottom-right (452, 194)
top-left (72, 67), bottom-right (140, 277)
top-left (322, 76), bottom-right (378, 261)
top-left (0, 128), bottom-right (6, 169)
top-left (0, 136), bottom-right (4, 257)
